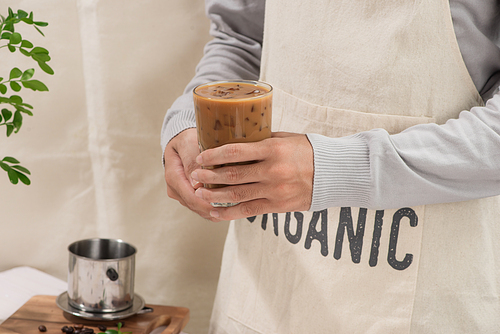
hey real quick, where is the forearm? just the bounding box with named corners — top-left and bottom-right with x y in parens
top-left (308, 90), bottom-right (500, 211)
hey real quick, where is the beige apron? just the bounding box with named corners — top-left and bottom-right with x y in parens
top-left (209, 0), bottom-right (500, 333)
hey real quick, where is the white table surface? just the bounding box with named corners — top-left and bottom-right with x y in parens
top-left (0, 267), bottom-right (186, 334)
top-left (0, 266), bottom-right (67, 324)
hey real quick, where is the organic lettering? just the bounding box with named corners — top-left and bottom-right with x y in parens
top-left (369, 210), bottom-right (385, 267)
top-left (246, 206), bottom-right (418, 271)
top-left (387, 208), bottom-right (417, 270)
top-left (304, 209), bottom-right (328, 257)
top-left (334, 208), bottom-right (367, 263)
top-left (284, 212), bottom-right (304, 244)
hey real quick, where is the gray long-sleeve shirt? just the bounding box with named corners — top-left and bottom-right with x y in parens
top-left (161, 0), bottom-right (500, 211)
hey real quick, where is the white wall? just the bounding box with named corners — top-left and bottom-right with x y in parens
top-left (0, 1), bottom-right (228, 333)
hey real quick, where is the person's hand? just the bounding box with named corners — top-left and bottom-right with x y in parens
top-left (191, 132), bottom-right (314, 220)
top-left (163, 128), bottom-right (224, 222)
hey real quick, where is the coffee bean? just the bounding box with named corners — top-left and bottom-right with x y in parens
top-left (61, 326), bottom-right (75, 333)
top-left (74, 324), bottom-right (84, 330)
top-left (38, 325), bottom-right (47, 332)
top-left (97, 325), bottom-right (107, 331)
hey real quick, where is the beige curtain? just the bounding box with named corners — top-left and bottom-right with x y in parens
top-left (0, 1), bottom-right (227, 333)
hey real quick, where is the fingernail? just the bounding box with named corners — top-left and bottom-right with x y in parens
top-left (210, 210), bottom-right (220, 218)
top-left (191, 171), bottom-right (199, 182)
top-left (191, 172), bottom-right (198, 187)
top-left (196, 154), bottom-right (203, 165)
top-left (195, 188), bottom-right (203, 199)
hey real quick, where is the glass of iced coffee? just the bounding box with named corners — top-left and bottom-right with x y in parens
top-left (193, 80), bottom-right (273, 207)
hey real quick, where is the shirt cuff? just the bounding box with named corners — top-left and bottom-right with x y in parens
top-left (306, 133), bottom-right (372, 211)
top-left (161, 109), bottom-right (197, 153)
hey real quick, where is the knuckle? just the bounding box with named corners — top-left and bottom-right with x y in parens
top-left (271, 140), bottom-right (287, 156)
top-left (224, 144), bottom-right (241, 159)
top-left (225, 166), bottom-right (239, 183)
top-left (239, 203), bottom-right (259, 217)
top-left (228, 187), bottom-right (243, 202)
top-left (268, 164), bottom-right (283, 180)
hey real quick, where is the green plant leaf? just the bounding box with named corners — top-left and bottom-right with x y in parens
top-left (13, 110), bottom-right (22, 130)
top-left (9, 68), bottom-right (22, 80)
top-left (21, 68), bottom-right (35, 80)
top-left (6, 123), bottom-right (14, 136)
top-left (37, 61), bottom-right (54, 75)
top-left (10, 81), bottom-right (21, 92)
top-left (22, 80), bottom-right (48, 91)
top-left (31, 46), bottom-right (49, 54)
top-left (0, 84), bottom-right (6, 95)
top-left (17, 10), bottom-right (29, 19)
top-left (7, 168), bottom-right (19, 184)
top-left (9, 95), bottom-right (23, 104)
top-left (19, 48), bottom-right (31, 56)
top-left (31, 52), bottom-right (50, 62)
top-left (33, 21), bottom-right (48, 27)
top-left (104, 330), bottom-right (119, 334)
top-left (7, 44), bottom-right (15, 52)
top-left (9, 32), bottom-right (22, 45)
top-left (16, 105), bottom-right (33, 116)
top-left (2, 156), bottom-right (20, 164)
top-left (0, 162), bottom-right (9, 172)
top-left (34, 26), bottom-right (45, 37)
top-left (17, 171), bottom-right (31, 185)
top-left (0, 32), bottom-right (12, 40)
top-left (1, 108), bottom-right (12, 121)
top-left (21, 40), bottom-right (33, 48)
top-left (11, 165), bottom-right (30, 174)
top-left (20, 17), bottom-right (34, 25)
top-left (4, 22), bottom-right (14, 32)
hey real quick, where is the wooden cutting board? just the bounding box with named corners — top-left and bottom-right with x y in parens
top-left (0, 295), bottom-right (189, 334)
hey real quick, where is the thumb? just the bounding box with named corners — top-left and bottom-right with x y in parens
top-left (174, 128), bottom-right (201, 186)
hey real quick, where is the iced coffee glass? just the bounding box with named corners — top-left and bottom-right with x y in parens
top-left (193, 80), bottom-right (273, 207)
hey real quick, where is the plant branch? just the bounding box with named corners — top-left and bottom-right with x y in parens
top-left (1, 7), bottom-right (51, 185)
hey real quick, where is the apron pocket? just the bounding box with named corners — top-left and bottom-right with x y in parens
top-left (272, 88), bottom-right (436, 136)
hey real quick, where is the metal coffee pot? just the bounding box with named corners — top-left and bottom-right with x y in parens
top-left (67, 238), bottom-right (136, 313)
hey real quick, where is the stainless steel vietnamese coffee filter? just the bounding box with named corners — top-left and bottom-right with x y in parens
top-left (67, 238), bottom-right (136, 313)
